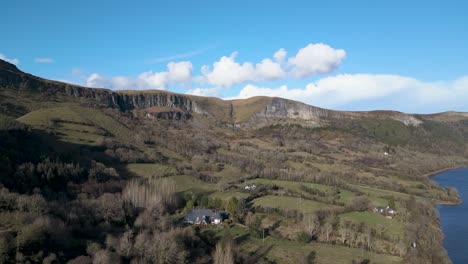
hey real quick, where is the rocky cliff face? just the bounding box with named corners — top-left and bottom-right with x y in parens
top-left (0, 59), bottom-right (205, 117)
top-left (256, 97), bottom-right (345, 120)
top-left (237, 97), bottom-right (349, 128)
top-left (2, 59), bottom-right (455, 127)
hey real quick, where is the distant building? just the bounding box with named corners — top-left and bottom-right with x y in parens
top-left (244, 184), bottom-right (257, 191)
top-left (373, 206), bottom-right (397, 216)
top-left (184, 209), bottom-right (226, 225)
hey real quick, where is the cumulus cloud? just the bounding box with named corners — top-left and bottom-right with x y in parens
top-left (86, 61), bottom-right (193, 90)
top-left (255, 58), bottom-right (286, 80)
top-left (82, 43), bottom-right (347, 90)
top-left (0, 53), bottom-right (19, 65)
top-left (273, 48), bottom-right (287, 63)
top-left (288, 43), bottom-right (346, 78)
top-left (35, 57), bottom-right (54, 63)
top-left (201, 52), bottom-right (255, 87)
top-left (186, 87), bottom-right (220, 97)
top-left (201, 51), bottom-right (286, 87)
top-left (232, 74), bottom-right (468, 113)
top-left (200, 43), bottom-right (344, 87)
top-left (167, 61), bottom-right (193, 82)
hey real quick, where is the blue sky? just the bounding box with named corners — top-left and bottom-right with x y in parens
top-left (2, 0), bottom-right (468, 113)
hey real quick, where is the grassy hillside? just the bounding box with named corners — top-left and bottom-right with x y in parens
top-left (0, 60), bottom-right (466, 263)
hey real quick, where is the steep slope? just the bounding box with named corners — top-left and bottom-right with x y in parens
top-left (2, 59), bottom-right (468, 264)
top-left (0, 59), bottom-right (401, 128)
top-left (1, 58), bottom-right (468, 129)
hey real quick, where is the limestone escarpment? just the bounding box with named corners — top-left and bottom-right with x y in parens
top-left (3, 59), bottom-right (461, 127)
top-left (0, 60), bottom-right (203, 118)
top-left (235, 97), bottom-right (350, 128)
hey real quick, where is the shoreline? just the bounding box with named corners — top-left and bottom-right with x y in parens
top-left (429, 165), bottom-right (468, 264)
top-left (424, 165), bottom-right (467, 205)
top-left (424, 165), bottom-right (468, 179)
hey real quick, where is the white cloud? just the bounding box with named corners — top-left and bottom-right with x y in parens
top-left (232, 74), bottom-right (468, 113)
top-left (201, 51), bottom-right (286, 87)
top-left (137, 71), bottom-right (168, 90)
top-left (288, 43), bottom-right (346, 78)
top-left (273, 48), bottom-right (287, 63)
top-left (201, 52), bottom-right (255, 87)
top-left (86, 61), bottom-right (193, 90)
top-left (0, 53), bottom-right (19, 65)
top-left (35, 57), bottom-right (54, 63)
top-left (167, 61), bottom-right (192, 82)
top-left (81, 43), bottom-right (348, 90)
top-left (186, 87), bottom-right (220, 97)
top-left (255, 58), bottom-right (286, 80)
top-left (86, 73), bottom-right (112, 88)
top-left (200, 43), bottom-right (345, 87)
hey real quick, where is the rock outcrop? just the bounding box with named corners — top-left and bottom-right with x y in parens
top-left (2, 59), bottom-right (458, 127)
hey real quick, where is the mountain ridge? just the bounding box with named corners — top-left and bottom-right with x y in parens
top-left (1, 59), bottom-right (466, 127)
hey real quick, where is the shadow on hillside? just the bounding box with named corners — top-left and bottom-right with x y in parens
top-left (0, 126), bottom-right (135, 193)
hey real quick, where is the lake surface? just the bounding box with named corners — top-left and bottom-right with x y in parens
top-left (433, 167), bottom-right (468, 264)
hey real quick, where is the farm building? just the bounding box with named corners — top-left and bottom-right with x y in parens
top-left (184, 209), bottom-right (227, 225)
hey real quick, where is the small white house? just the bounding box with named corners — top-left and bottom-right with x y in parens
top-left (373, 206), bottom-right (397, 216)
top-left (184, 209), bottom-right (226, 225)
top-left (244, 184), bottom-right (257, 191)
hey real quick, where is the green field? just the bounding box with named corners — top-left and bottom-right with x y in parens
top-left (204, 223), bottom-right (402, 264)
top-left (126, 163), bottom-right (175, 178)
top-left (18, 105), bottom-right (86, 126)
top-left (339, 211), bottom-right (404, 239)
top-left (209, 191), bottom-right (250, 201)
top-left (264, 239), bottom-right (402, 264)
top-left (162, 175), bottom-right (216, 193)
top-left (253, 195), bottom-right (337, 214)
top-left (247, 178), bottom-right (355, 204)
top-left (350, 184), bottom-right (416, 202)
top-left (213, 164), bottom-right (244, 181)
top-left (17, 105), bottom-right (134, 145)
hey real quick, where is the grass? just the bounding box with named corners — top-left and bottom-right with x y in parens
top-left (350, 184), bottom-right (415, 201)
top-left (126, 163), bottom-right (175, 178)
top-left (252, 195), bottom-right (337, 214)
top-left (18, 106), bottom-right (87, 126)
top-left (248, 178), bottom-right (331, 192)
top-left (198, 223), bottom-right (401, 264)
top-left (247, 178), bottom-right (355, 204)
top-left (339, 211), bottom-right (404, 239)
top-left (75, 107), bottom-right (134, 143)
top-left (262, 239), bottom-right (402, 264)
top-left (163, 175), bottom-right (216, 193)
top-left (231, 96), bottom-right (272, 123)
top-left (214, 164), bottom-right (244, 181)
top-left (209, 191), bottom-right (250, 201)
top-left (155, 147), bottom-right (186, 161)
top-left (17, 105), bottom-right (135, 145)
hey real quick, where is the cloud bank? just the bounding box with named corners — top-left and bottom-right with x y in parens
top-left (55, 41), bottom-right (466, 113)
top-left (86, 61), bottom-right (193, 90)
top-left (231, 74), bottom-right (468, 113)
top-left (84, 42), bottom-right (346, 90)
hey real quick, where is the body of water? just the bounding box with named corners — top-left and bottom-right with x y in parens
top-left (433, 167), bottom-right (468, 264)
